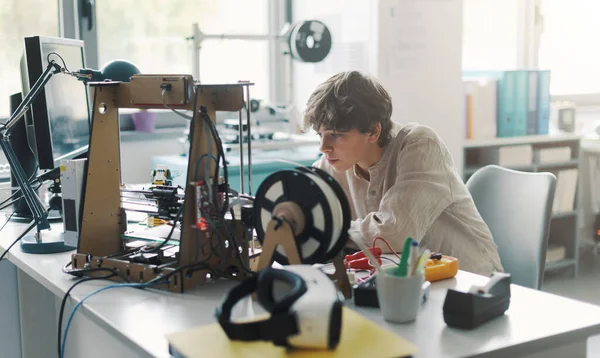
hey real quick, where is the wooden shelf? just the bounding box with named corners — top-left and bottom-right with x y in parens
top-left (535, 159), bottom-right (579, 171)
top-left (464, 160), bottom-right (578, 177)
top-left (464, 133), bottom-right (581, 149)
top-left (465, 164), bottom-right (536, 176)
top-left (551, 211), bottom-right (577, 219)
top-left (545, 258), bottom-right (577, 271)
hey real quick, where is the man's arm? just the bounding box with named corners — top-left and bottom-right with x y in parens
top-left (348, 137), bottom-right (454, 251)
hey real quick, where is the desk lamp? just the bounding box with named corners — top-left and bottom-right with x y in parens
top-left (0, 57), bottom-right (140, 254)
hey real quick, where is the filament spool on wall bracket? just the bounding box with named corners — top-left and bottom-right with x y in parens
top-left (288, 20), bottom-right (332, 63)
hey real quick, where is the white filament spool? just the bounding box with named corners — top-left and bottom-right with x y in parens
top-left (301, 170), bottom-right (343, 256)
top-left (253, 168), bottom-right (350, 264)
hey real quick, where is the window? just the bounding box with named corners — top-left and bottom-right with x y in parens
top-left (462, 0), bottom-right (520, 71)
top-left (0, 0), bottom-right (59, 118)
top-left (463, 0), bottom-right (600, 103)
top-left (538, 0), bottom-right (600, 96)
top-left (95, 0), bottom-right (271, 101)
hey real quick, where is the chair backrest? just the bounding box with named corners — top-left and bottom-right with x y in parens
top-left (466, 165), bottom-right (556, 289)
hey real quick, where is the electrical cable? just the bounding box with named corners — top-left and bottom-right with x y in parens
top-left (143, 203), bottom-right (184, 254)
top-left (161, 87), bottom-right (194, 120)
top-left (225, 207), bottom-right (255, 275)
top-left (46, 52), bottom-right (69, 73)
top-left (57, 271), bottom-right (117, 358)
top-left (380, 256), bottom-right (399, 266)
top-left (60, 281), bottom-right (164, 358)
top-left (199, 106), bottom-right (229, 215)
top-left (0, 211), bottom-right (16, 261)
top-left (372, 236), bottom-right (401, 260)
top-left (0, 164), bottom-right (40, 211)
top-left (0, 182), bottom-right (41, 212)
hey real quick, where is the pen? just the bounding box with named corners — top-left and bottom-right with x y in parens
top-left (395, 237), bottom-right (414, 276)
top-left (412, 249), bottom-right (431, 276)
top-left (407, 241), bottom-right (419, 276)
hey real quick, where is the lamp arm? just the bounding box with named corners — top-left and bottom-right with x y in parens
top-left (0, 59), bottom-right (63, 231)
top-left (3, 60), bottom-right (62, 135)
top-left (0, 139), bottom-right (48, 230)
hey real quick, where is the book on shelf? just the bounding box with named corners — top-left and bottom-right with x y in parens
top-left (552, 168), bottom-right (578, 214)
top-left (464, 77), bottom-right (497, 140)
top-left (546, 244), bottom-right (566, 264)
top-left (479, 145), bottom-right (533, 167)
top-left (537, 147), bottom-right (572, 164)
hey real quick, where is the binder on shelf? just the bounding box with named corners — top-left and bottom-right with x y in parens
top-left (537, 70), bottom-right (551, 135)
top-left (512, 70), bottom-right (529, 137)
top-left (527, 71), bottom-right (539, 135)
top-left (464, 77), bottom-right (497, 140)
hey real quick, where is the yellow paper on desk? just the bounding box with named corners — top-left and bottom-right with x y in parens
top-left (167, 307), bottom-right (416, 358)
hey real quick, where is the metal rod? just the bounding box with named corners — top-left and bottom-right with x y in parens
top-left (245, 85), bottom-right (253, 196)
top-left (191, 23), bottom-right (201, 81)
top-left (200, 33), bottom-right (280, 41)
top-left (238, 110), bottom-right (245, 194)
top-left (0, 138), bottom-right (48, 230)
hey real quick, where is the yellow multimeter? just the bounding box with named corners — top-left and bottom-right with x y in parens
top-left (424, 254), bottom-right (458, 282)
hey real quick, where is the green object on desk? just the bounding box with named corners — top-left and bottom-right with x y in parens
top-left (395, 237), bottom-right (414, 277)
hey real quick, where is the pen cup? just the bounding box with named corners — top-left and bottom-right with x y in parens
top-left (376, 267), bottom-right (425, 323)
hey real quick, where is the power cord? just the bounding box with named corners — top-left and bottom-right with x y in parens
top-left (60, 280), bottom-right (164, 358)
top-left (143, 203), bottom-right (184, 254)
top-left (60, 263), bottom-right (215, 358)
top-left (160, 84), bottom-right (193, 120)
top-left (57, 271), bottom-right (118, 358)
top-left (0, 211), bottom-right (16, 261)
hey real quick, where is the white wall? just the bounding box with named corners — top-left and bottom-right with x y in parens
top-left (292, 0), bottom-right (465, 172)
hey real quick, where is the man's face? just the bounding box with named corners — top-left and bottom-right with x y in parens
top-left (317, 126), bottom-right (371, 172)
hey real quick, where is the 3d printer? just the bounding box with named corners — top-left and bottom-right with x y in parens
top-left (69, 74), bottom-right (352, 297)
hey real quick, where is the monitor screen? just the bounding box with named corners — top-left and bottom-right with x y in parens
top-left (21, 36), bottom-right (90, 170)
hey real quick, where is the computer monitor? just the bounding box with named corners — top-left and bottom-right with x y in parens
top-left (21, 36), bottom-right (90, 170)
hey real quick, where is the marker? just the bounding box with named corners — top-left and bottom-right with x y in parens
top-left (407, 241), bottom-right (419, 276)
top-left (412, 249), bottom-right (431, 276)
top-left (395, 237), bottom-right (414, 276)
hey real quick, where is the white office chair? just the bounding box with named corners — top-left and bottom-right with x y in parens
top-left (466, 165), bottom-right (556, 290)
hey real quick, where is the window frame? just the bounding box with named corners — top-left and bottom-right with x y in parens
top-left (524, 0), bottom-right (600, 105)
top-left (59, 0), bottom-right (292, 130)
top-left (71, 1), bottom-right (290, 103)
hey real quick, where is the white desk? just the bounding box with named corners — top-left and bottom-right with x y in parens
top-left (2, 220), bottom-right (600, 358)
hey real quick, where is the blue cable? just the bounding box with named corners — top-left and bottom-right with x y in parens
top-left (60, 282), bottom-right (153, 358)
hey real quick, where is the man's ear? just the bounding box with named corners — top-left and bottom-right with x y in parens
top-left (368, 123), bottom-right (382, 144)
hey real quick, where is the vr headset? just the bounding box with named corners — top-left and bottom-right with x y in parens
top-left (216, 265), bottom-right (343, 350)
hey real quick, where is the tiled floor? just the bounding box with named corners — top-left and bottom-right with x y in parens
top-left (543, 241), bottom-right (600, 357)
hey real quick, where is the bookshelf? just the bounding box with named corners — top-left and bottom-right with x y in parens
top-left (462, 132), bottom-right (581, 277)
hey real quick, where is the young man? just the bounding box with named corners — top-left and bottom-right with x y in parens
top-left (305, 71), bottom-right (503, 276)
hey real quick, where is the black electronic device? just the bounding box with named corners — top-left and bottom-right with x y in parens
top-left (8, 92), bottom-right (37, 218)
top-left (443, 272), bottom-right (511, 329)
top-left (22, 35), bottom-right (90, 170)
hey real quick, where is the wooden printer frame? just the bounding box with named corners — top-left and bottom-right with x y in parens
top-left (71, 75), bottom-right (253, 292)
